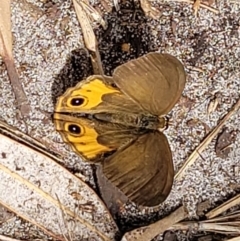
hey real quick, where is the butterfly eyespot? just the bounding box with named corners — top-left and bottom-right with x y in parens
top-left (68, 124), bottom-right (81, 134)
top-left (70, 98), bottom-right (84, 106)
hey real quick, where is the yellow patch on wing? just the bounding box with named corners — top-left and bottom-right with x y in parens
top-left (72, 78), bottom-right (119, 109)
top-left (54, 113), bottom-right (113, 160)
top-left (55, 78), bottom-right (120, 112)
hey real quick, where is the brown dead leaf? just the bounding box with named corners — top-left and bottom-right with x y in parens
top-left (0, 0), bottom-right (30, 117)
top-left (186, 119), bottom-right (210, 133)
top-left (186, 118), bottom-right (200, 128)
top-left (215, 127), bottom-right (238, 159)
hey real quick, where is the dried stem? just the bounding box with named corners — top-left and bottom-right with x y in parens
top-left (123, 206), bottom-right (188, 241)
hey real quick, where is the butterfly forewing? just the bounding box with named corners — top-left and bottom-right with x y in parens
top-left (113, 53), bottom-right (186, 116)
top-left (55, 76), bottom-right (147, 116)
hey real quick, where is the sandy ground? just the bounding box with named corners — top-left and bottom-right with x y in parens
top-left (0, 0), bottom-right (239, 240)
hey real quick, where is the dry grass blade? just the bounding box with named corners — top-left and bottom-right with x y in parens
top-left (0, 235), bottom-right (21, 241)
top-left (72, 0), bottom-right (104, 75)
top-left (72, 0), bottom-right (96, 52)
top-left (175, 98), bottom-right (240, 181)
top-left (172, 197), bottom-right (240, 237)
top-left (0, 0), bottom-right (30, 117)
top-left (206, 194), bottom-right (240, 219)
top-left (173, 221), bottom-right (240, 235)
top-left (90, 49), bottom-right (104, 75)
top-left (123, 206), bottom-right (188, 241)
top-left (163, 0), bottom-right (219, 14)
top-left (79, 0), bottom-right (107, 29)
top-left (193, 0), bottom-right (201, 16)
top-left (173, 210), bottom-right (240, 236)
top-left (204, 211), bottom-right (240, 223)
top-left (113, 0), bottom-right (120, 11)
top-left (0, 0), bottom-right (12, 55)
top-left (55, 194), bottom-right (74, 241)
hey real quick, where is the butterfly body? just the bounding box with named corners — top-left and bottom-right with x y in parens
top-left (54, 53), bottom-right (186, 207)
top-left (93, 112), bottom-right (165, 130)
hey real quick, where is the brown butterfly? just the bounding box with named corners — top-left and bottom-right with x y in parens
top-left (54, 53), bottom-right (186, 207)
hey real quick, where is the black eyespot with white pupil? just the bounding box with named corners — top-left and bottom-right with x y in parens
top-left (71, 98), bottom-right (84, 106)
top-left (68, 124), bottom-right (81, 134)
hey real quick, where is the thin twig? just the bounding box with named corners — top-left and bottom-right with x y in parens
top-left (206, 194), bottom-right (240, 219)
top-left (0, 0), bottom-right (30, 117)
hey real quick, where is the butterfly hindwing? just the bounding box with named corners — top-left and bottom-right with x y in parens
top-left (54, 113), bottom-right (140, 161)
top-left (102, 131), bottom-right (173, 207)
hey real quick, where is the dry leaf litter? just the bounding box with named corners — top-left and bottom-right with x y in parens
top-left (0, 0), bottom-right (240, 240)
